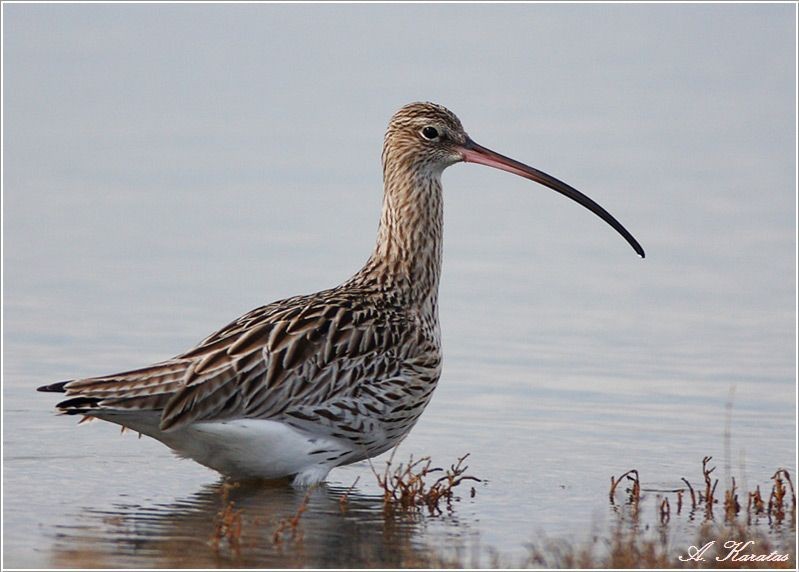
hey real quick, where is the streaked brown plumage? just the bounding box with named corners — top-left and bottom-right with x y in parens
top-left (39, 102), bottom-right (643, 485)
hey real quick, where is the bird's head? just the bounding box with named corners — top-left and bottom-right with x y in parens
top-left (383, 101), bottom-right (469, 173)
top-left (383, 101), bottom-right (645, 258)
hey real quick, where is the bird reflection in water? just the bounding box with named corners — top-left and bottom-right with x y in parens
top-left (47, 477), bottom-right (475, 568)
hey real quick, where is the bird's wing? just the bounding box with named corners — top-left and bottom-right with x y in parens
top-left (44, 290), bottom-right (408, 432)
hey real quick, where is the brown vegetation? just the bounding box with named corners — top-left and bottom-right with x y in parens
top-left (610, 457), bottom-right (796, 525)
top-left (271, 491), bottom-right (310, 545)
top-left (209, 482), bottom-right (244, 556)
top-left (371, 451), bottom-right (481, 516)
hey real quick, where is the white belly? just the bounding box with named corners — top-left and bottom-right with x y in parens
top-left (99, 412), bottom-right (352, 486)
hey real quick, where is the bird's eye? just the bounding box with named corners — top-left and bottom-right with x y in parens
top-left (421, 126), bottom-right (440, 140)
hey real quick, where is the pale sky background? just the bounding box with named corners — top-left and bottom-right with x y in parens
top-left (5, 3), bottom-right (795, 379)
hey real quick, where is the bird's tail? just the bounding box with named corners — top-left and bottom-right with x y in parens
top-left (37, 380), bottom-right (107, 414)
top-left (37, 380), bottom-right (71, 393)
top-left (36, 360), bottom-right (190, 417)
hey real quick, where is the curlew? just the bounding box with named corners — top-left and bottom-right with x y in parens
top-left (39, 102), bottom-right (644, 486)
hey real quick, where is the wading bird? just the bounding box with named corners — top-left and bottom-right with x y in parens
top-left (39, 102), bottom-right (644, 485)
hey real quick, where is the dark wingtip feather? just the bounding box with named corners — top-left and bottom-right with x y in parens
top-left (55, 396), bottom-right (102, 413)
top-left (37, 380), bottom-right (72, 393)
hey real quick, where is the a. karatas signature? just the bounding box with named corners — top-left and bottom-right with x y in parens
top-left (679, 540), bottom-right (790, 563)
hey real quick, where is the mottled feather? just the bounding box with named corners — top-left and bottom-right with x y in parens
top-left (39, 103), bottom-right (471, 482)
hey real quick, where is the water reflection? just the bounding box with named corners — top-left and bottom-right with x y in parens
top-left (47, 479), bottom-right (473, 568)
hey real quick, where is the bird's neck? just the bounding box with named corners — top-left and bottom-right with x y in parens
top-left (359, 161), bottom-right (444, 310)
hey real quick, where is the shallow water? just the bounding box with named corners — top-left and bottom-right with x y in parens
top-left (3, 4), bottom-right (796, 568)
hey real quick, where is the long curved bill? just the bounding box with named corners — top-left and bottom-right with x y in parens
top-left (459, 137), bottom-right (645, 258)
